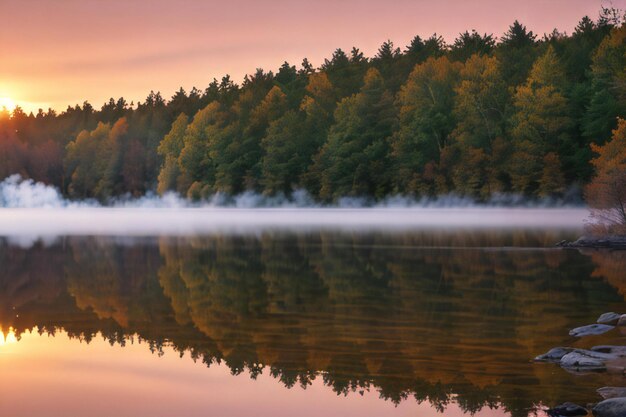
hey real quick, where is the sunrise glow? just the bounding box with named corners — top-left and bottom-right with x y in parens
top-left (0, 0), bottom-right (606, 112)
top-left (0, 327), bottom-right (18, 346)
top-left (0, 97), bottom-right (16, 112)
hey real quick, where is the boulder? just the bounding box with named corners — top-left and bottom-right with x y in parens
top-left (592, 346), bottom-right (626, 356)
top-left (597, 387), bottom-right (626, 400)
top-left (560, 349), bottom-right (617, 371)
top-left (569, 324), bottom-right (615, 337)
top-left (598, 313), bottom-right (622, 326)
top-left (592, 398), bottom-right (626, 417)
top-left (535, 347), bottom-right (575, 362)
top-left (547, 402), bottom-right (588, 416)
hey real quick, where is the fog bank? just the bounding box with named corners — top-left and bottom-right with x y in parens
top-left (0, 206), bottom-right (587, 239)
top-left (0, 175), bottom-right (584, 209)
top-left (0, 175), bottom-right (589, 245)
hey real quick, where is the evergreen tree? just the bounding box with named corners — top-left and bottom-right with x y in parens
top-left (211, 86), bottom-right (287, 194)
top-left (315, 68), bottom-right (396, 200)
top-left (583, 24), bottom-right (626, 143)
top-left (260, 110), bottom-right (307, 195)
top-left (450, 31), bottom-right (496, 62)
top-left (496, 21), bottom-right (538, 85)
top-left (373, 40), bottom-right (405, 91)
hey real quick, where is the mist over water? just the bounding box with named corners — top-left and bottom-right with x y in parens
top-left (0, 175), bottom-right (588, 245)
top-left (0, 175), bottom-right (585, 210)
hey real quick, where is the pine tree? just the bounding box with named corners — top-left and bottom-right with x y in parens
top-left (316, 68), bottom-right (396, 200)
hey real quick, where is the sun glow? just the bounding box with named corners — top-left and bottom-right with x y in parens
top-left (0, 97), bottom-right (16, 112)
top-left (0, 327), bottom-right (18, 345)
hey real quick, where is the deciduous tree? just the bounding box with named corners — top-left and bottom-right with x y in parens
top-left (585, 118), bottom-right (626, 235)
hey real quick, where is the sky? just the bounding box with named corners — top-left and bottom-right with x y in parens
top-left (0, 0), bottom-right (623, 113)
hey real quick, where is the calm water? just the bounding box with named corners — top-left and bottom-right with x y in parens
top-left (0, 209), bottom-right (624, 417)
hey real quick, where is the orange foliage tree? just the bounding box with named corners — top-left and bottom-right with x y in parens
top-left (585, 117), bottom-right (626, 235)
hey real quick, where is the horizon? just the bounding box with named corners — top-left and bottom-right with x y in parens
top-left (1, 0), bottom-right (620, 113)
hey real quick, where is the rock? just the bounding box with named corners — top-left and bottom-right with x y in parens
top-left (592, 398), bottom-right (626, 417)
top-left (547, 402), bottom-right (588, 416)
top-left (586, 237), bottom-right (625, 248)
top-left (560, 349), bottom-right (618, 371)
top-left (535, 347), bottom-right (575, 362)
top-left (569, 324), bottom-right (615, 337)
top-left (592, 346), bottom-right (626, 356)
top-left (598, 313), bottom-right (622, 326)
top-left (617, 315), bottom-right (626, 327)
top-left (598, 387), bottom-right (626, 400)
top-left (557, 237), bottom-right (626, 249)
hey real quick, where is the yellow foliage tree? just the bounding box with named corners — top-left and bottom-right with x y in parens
top-left (509, 46), bottom-right (572, 194)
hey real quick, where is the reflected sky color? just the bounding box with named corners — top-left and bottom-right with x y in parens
top-left (0, 330), bottom-right (507, 417)
top-left (1, 0), bottom-right (614, 112)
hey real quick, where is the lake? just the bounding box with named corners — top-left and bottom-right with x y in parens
top-left (0, 208), bottom-right (624, 417)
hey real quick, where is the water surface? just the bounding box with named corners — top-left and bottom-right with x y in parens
top-left (0, 209), bottom-right (623, 417)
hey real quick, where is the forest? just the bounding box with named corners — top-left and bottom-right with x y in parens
top-left (0, 9), bottom-right (624, 204)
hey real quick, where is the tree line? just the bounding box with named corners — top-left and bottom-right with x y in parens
top-left (0, 9), bottom-right (624, 203)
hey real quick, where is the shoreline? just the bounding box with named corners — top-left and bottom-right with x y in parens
top-left (557, 237), bottom-right (626, 250)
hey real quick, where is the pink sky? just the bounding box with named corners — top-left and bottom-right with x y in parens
top-left (0, 0), bottom-right (622, 112)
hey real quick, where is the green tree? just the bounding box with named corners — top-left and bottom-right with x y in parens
top-left (64, 121), bottom-right (116, 199)
top-left (178, 102), bottom-right (223, 198)
top-left (94, 117), bottom-right (129, 199)
top-left (321, 48), bottom-right (368, 99)
top-left (496, 21), bottom-right (538, 85)
top-left (315, 68), bottom-right (396, 200)
top-left (583, 24), bottom-right (626, 143)
top-left (404, 34), bottom-right (446, 66)
top-left (260, 110), bottom-right (306, 195)
top-left (211, 86), bottom-right (287, 194)
top-left (392, 57), bottom-right (462, 195)
top-left (450, 31), bottom-right (496, 62)
top-left (372, 40), bottom-right (404, 91)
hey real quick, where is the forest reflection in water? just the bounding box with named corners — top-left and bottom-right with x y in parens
top-left (0, 228), bottom-right (625, 417)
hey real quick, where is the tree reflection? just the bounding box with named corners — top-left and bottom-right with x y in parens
top-left (0, 231), bottom-right (623, 417)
